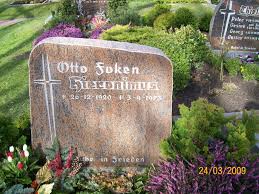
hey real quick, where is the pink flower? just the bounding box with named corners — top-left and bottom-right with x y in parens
top-left (20, 151), bottom-right (25, 158)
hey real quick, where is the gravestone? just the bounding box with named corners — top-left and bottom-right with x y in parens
top-left (210, 0), bottom-right (259, 53)
top-left (29, 37), bottom-right (172, 167)
top-left (77, 0), bottom-right (107, 17)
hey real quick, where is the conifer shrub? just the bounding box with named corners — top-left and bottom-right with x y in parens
top-left (198, 11), bottom-right (213, 32)
top-left (174, 7), bottom-right (198, 29)
top-left (142, 4), bottom-right (171, 26)
top-left (160, 98), bottom-right (259, 161)
top-left (153, 12), bottom-right (176, 31)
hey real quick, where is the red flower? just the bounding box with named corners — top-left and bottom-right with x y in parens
top-left (48, 152), bottom-right (63, 177)
top-left (6, 151), bottom-right (13, 158)
top-left (17, 162), bottom-right (24, 170)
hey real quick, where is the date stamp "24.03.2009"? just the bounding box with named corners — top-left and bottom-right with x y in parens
top-left (198, 167), bottom-right (247, 175)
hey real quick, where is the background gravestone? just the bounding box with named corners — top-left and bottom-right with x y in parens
top-left (210, 0), bottom-right (259, 52)
top-left (77, 0), bottom-right (107, 17)
top-left (29, 37), bottom-right (172, 167)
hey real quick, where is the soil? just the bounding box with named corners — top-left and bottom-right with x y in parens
top-left (172, 64), bottom-right (259, 115)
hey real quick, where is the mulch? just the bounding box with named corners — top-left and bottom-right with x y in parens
top-left (172, 64), bottom-right (259, 115)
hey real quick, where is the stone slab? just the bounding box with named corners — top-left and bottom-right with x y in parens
top-left (29, 37), bottom-right (172, 167)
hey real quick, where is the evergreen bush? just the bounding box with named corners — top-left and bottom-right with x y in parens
top-left (198, 11), bottom-right (213, 32)
top-left (174, 7), bottom-right (198, 29)
top-left (142, 4), bottom-right (171, 26)
top-left (153, 12), bottom-right (176, 31)
top-left (160, 98), bottom-right (259, 161)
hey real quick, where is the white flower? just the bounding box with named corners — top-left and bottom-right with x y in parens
top-left (24, 150), bottom-right (29, 157)
top-left (23, 144), bottom-right (28, 151)
top-left (9, 146), bottom-right (14, 153)
top-left (7, 156), bottom-right (12, 162)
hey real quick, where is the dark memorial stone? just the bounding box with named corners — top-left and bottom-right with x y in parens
top-left (210, 0), bottom-right (259, 52)
top-left (29, 37), bottom-right (172, 167)
top-left (78, 0), bottom-right (107, 17)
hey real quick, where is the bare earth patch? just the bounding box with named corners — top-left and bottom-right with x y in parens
top-left (173, 64), bottom-right (259, 115)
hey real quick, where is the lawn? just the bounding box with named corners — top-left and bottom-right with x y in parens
top-left (0, 1), bottom-right (57, 118)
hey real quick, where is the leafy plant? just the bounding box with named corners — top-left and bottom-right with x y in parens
top-left (153, 12), bottom-right (176, 31)
top-left (142, 4), bottom-right (171, 26)
top-left (241, 64), bottom-right (259, 81)
top-left (224, 58), bottom-right (242, 76)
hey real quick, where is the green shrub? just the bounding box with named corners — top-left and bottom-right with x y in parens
top-left (224, 58), bottom-right (242, 76)
top-left (109, 7), bottom-right (141, 25)
top-left (198, 11), bottom-right (213, 32)
top-left (45, 0), bottom-right (78, 29)
top-left (153, 12), bottom-right (176, 31)
top-left (108, 0), bottom-right (128, 16)
top-left (142, 4), bottom-right (171, 26)
top-left (0, 114), bottom-right (19, 154)
top-left (160, 99), bottom-right (258, 161)
top-left (174, 7), bottom-right (198, 29)
top-left (241, 64), bottom-right (259, 81)
top-left (102, 25), bottom-right (209, 93)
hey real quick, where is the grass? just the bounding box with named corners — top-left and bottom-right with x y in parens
top-left (0, 0), bottom-right (57, 118)
top-left (138, 2), bottom-right (213, 18)
top-left (0, 0), bottom-right (58, 20)
top-left (170, 3), bottom-right (213, 18)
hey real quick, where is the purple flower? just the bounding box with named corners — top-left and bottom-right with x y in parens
top-left (146, 141), bottom-right (259, 193)
top-left (90, 28), bottom-right (103, 39)
top-left (34, 24), bottom-right (84, 46)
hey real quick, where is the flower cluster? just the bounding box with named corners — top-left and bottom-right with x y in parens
top-left (5, 144), bottom-right (30, 170)
top-left (48, 147), bottom-right (82, 178)
top-left (88, 12), bottom-right (112, 39)
top-left (239, 52), bottom-right (259, 64)
top-left (146, 141), bottom-right (259, 193)
top-left (90, 11), bottom-right (109, 30)
top-left (34, 24), bottom-right (84, 46)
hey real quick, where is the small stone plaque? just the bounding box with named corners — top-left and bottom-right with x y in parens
top-left (210, 0), bottom-right (259, 52)
top-left (29, 38), bottom-right (172, 167)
